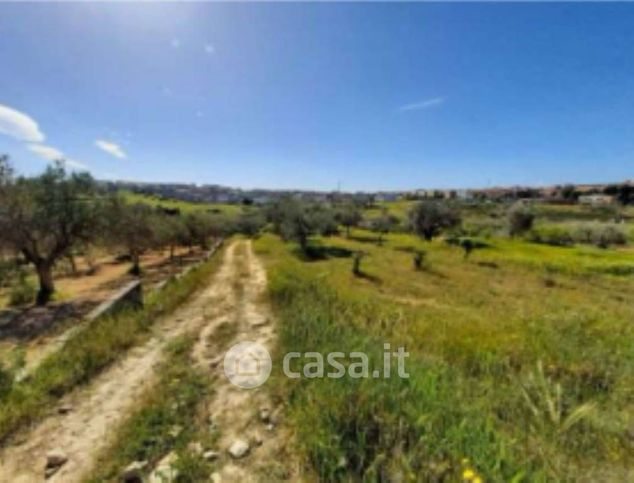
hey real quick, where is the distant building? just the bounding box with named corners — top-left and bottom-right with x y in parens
top-left (578, 194), bottom-right (614, 206)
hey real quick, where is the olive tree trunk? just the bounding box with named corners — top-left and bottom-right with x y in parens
top-left (35, 261), bottom-right (55, 306)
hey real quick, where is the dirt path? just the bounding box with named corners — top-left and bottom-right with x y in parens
top-left (186, 240), bottom-right (299, 482)
top-left (144, 240), bottom-right (298, 481)
top-left (0, 242), bottom-right (240, 483)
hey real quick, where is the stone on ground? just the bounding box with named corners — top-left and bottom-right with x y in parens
top-left (228, 439), bottom-right (250, 459)
top-left (258, 408), bottom-right (271, 423)
top-left (45, 449), bottom-right (68, 468)
top-left (203, 450), bottom-right (220, 461)
top-left (121, 460), bottom-right (148, 482)
top-left (148, 451), bottom-right (179, 483)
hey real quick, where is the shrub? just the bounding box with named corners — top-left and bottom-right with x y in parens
top-left (8, 271), bottom-right (36, 307)
top-left (530, 223), bottom-right (627, 248)
top-left (508, 203), bottom-right (535, 237)
top-left (592, 225), bottom-right (627, 248)
top-left (528, 226), bottom-right (574, 247)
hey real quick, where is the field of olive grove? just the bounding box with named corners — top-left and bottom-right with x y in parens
top-left (0, 158), bottom-right (632, 481)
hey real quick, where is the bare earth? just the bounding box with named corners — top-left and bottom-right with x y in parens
top-left (0, 247), bottom-right (206, 379)
top-left (0, 240), bottom-right (296, 483)
top-left (191, 240), bottom-right (299, 482)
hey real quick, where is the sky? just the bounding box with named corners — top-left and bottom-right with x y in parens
top-left (0, 2), bottom-right (633, 191)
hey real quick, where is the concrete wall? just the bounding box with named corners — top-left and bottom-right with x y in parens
top-left (86, 280), bottom-right (143, 322)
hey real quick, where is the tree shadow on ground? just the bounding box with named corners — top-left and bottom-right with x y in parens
top-left (293, 244), bottom-right (354, 262)
top-left (476, 261), bottom-right (499, 269)
top-left (393, 245), bottom-right (421, 253)
top-left (353, 271), bottom-right (382, 285)
top-left (349, 234), bottom-right (381, 244)
top-left (0, 302), bottom-right (87, 342)
top-left (392, 246), bottom-right (450, 279)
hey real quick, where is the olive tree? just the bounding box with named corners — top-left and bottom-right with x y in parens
top-left (107, 200), bottom-right (157, 275)
top-left (337, 205), bottom-right (362, 238)
top-left (280, 205), bottom-right (313, 253)
top-left (409, 201), bottom-right (461, 242)
top-left (308, 204), bottom-right (338, 236)
top-left (236, 211), bottom-right (266, 237)
top-left (153, 214), bottom-right (187, 260)
top-left (185, 212), bottom-right (225, 250)
top-left (370, 210), bottom-right (399, 245)
top-left (0, 157), bottom-right (104, 305)
top-left (508, 203), bottom-right (535, 237)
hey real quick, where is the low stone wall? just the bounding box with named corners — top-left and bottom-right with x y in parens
top-left (159, 238), bottom-right (225, 288)
top-left (85, 280), bottom-right (143, 322)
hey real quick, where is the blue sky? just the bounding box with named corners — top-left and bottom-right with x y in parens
top-left (0, 3), bottom-right (633, 191)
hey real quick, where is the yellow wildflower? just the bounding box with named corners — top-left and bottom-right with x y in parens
top-left (463, 468), bottom-right (475, 480)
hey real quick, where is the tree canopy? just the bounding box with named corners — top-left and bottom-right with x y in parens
top-left (0, 157), bottom-right (104, 304)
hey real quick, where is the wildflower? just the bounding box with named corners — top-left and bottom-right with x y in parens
top-left (461, 458), bottom-right (470, 465)
top-left (463, 468), bottom-right (475, 480)
top-left (473, 477), bottom-right (483, 483)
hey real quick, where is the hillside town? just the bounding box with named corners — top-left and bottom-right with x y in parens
top-left (101, 179), bottom-right (634, 206)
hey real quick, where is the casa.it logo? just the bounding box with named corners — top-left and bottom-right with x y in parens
top-left (223, 341), bottom-right (272, 389)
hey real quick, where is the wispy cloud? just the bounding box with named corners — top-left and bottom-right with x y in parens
top-left (398, 97), bottom-right (445, 112)
top-left (0, 103), bottom-right (45, 143)
top-left (28, 143), bottom-right (88, 170)
top-left (63, 159), bottom-right (88, 170)
top-left (95, 139), bottom-right (127, 159)
top-left (28, 144), bottom-right (63, 160)
top-left (171, 38), bottom-right (181, 49)
top-left (0, 102), bottom-right (88, 170)
top-left (204, 43), bottom-right (215, 54)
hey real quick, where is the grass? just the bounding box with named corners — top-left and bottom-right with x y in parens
top-left (86, 335), bottom-right (215, 482)
top-left (0, 243), bottom-right (226, 443)
top-left (121, 190), bottom-right (247, 216)
top-left (364, 199), bottom-right (418, 220)
top-left (255, 230), bottom-right (634, 481)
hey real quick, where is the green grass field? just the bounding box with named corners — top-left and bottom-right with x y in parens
top-left (120, 191), bottom-right (247, 216)
top-left (254, 229), bottom-right (634, 481)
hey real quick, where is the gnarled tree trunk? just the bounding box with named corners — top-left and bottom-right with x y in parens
top-left (35, 261), bottom-right (55, 306)
top-left (130, 249), bottom-right (141, 276)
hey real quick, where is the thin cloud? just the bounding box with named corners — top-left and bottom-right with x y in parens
top-left (171, 38), bottom-right (181, 49)
top-left (63, 158), bottom-right (89, 170)
top-left (398, 97), bottom-right (445, 112)
top-left (95, 139), bottom-right (127, 159)
top-left (0, 103), bottom-right (45, 143)
top-left (28, 144), bottom-right (63, 160)
top-left (27, 143), bottom-right (88, 170)
top-left (204, 43), bottom-right (215, 54)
